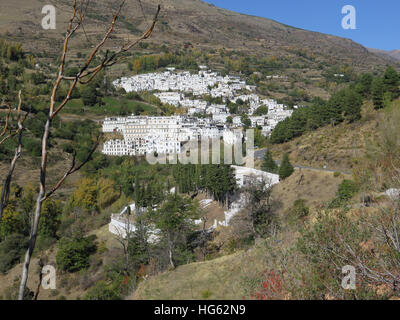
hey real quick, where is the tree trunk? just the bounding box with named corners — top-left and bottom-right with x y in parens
top-left (169, 243), bottom-right (175, 269)
top-left (18, 118), bottom-right (50, 300)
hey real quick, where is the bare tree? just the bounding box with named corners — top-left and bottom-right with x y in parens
top-left (18, 0), bottom-right (161, 299)
top-left (339, 169), bottom-right (400, 293)
top-left (240, 175), bottom-right (278, 239)
top-left (0, 90), bottom-right (28, 220)
top-left (113, 213), bottom-right (135, 276)
top-left (199, 215), bottom-right (209, 261)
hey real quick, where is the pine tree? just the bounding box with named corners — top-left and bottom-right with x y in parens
top-left (279, 153), bottom-right (294, 180)
top-left (356, 73), bottom-right (373, 97)
top-left (371, 77), bottom-right (385, 109)
top-left (383, 66), bottom-right (400, 100)
top-left (261, 149), bottom-right (278, 173)
top-left (134, 174), bottom-right (143, 208)
top-left (342, 88), bottom-right (362, 123)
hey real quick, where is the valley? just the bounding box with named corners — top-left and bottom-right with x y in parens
top-left (0, 0), bottom-right (399, 302)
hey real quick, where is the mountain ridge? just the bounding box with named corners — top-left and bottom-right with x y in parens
top-left (0, 0), bottom-right (394, 72)
top-left (368, 48), bottom-right (400, 62)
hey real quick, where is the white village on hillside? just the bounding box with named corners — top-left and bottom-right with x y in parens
top-left (105, 67), bottom-right (290, 239)
top-left (103, 67), bottom-right (294, 157)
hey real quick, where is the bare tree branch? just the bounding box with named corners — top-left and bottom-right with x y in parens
top-left (0, 104), bottom-right (12, 141)
top-left (18, 1), bottom-right (161, 300)
top-left (42, 133), bottom-right (103, 202)
top-left (0, 91), bottom-right (27, 220)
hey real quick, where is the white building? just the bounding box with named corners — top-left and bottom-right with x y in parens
top-left (102, 115), bottom-right (242, 157)
top-left (109, 203), bottom-right (160, 242)
top-left (111, 68), bottom-right (295, 139)
top-left (154, 92), bottom-right (183, 106)
top-left (232, 165), bottom-right (280, 188)
top-left (213, 113), bottom-right (230, 124)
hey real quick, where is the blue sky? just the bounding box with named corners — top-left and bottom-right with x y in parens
top-left (204, 0), bottom-right (399, 51)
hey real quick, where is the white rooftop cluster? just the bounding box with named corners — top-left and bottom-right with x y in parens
top-left (112, 68), bottom-right (295, 138)
top-left (102, 115), bottom-right (242, 157)
top-left (113, 69), bottom-right (246, 99)
top-left (259, 99), bottom-right (294, 136)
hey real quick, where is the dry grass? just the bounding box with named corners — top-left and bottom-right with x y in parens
top-left (269, 103), bottom-right (381, 172)
top-left (132, 250), bottom-right (247, 300)
top-left (272, 168), bottom-right (349, 214)
top-left (131, 168), bottom-right (346, 300)
top-left (0, 224), bottom-right (121, 300)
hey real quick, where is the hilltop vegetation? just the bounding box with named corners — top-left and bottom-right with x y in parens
top-left (1, 0), bottom-right (398, 107)
top-left (134, 102), bottom-right (400, 300)
top-left (270, 67), bottom-right (400, 144)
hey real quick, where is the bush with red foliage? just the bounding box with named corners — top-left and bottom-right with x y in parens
top-left (250, 270), bottom-right (284, 300)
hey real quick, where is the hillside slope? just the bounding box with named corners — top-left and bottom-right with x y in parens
top-left (266, 102), bottom-right (383, 172)
top-left (0, 0), bottom-right (391, 72)
top-left (368, 48), bottom-right (400, 62)
top-left (132, 168), bottom-right (346, 300)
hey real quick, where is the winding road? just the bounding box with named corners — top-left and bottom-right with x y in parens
top-left (254, 149), bottom-right (352, 175)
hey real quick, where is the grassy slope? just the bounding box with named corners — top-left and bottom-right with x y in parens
top-left (0, 223), bottom-right (121, 300)
top-left (63, 97), bottom-right (158, 116)
top-left (132, 168), bottom-right (346, 300)
top-left (133, 251), bottom-right (247, 300)
top-left (0, 167), bottom-right (344, 300)
top-left (268, 102), bottom-right (382, 172)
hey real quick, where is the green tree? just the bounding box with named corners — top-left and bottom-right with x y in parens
top-left (371, 77), bottom-right (385, 109)
top-left (355, 73), bottom-right (373, 97)
top-left (153, 194), bottom-right (199, 268)
top-left (128, 217), bottom-right (150, 269)
top-left (278, 153), bottom-right (294, 180)
top-left (342, 88), bottom-right (362, 122)
top-left (254, 105), bottom-right (269, 116)
top-left (81, 85), bottom-right (97, 106)
top-left (240, 176), bottom-right (278, 238)
top-left (39, 199), bottom-right (61, 238)
top-left (240, 114), bottom-right (251, 128)
top-left (383, 66), bottom-right (400, 100)
top-left (56, 235), bottom-right (97, 272)
top-left (261, 149), bottom-right (278, 173)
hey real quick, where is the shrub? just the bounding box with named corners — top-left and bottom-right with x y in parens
top-left (278, 153), bottom-right (294, 180)
top-left (56, 235), bottom-right (97, 273)
top-left (0, 234), bottom-right (29, 274)
top-left (84, 280), bottom-right (122, 300)
top-left (333, 171), bottom-right (341, 178)
top-left (287, 199), bottom-right (309, 224)
top-left (3, 282), bottom-right (34, 300)
top-left (201, 290), bottom-right (212, 299)
top-left (250, 270), bottom-right (284, 300)
top-left (337, 180), bottom-right (359, 202)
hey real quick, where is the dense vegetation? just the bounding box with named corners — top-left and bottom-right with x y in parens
top-left (271, 67), bottom-right (399, 144)
top-left (1, 36), bottom-right (399, 300)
